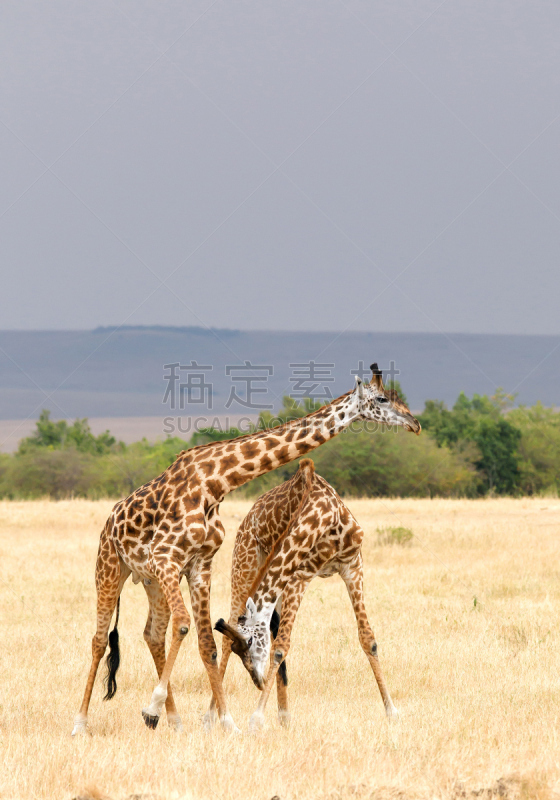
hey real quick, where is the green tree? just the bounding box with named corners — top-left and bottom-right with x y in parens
top-left (258, 395), bottom-right (324, 431)
top-left (508, 402), bottom-right (560, 494)
top-left (419, 391), bottom-right (521, 495)
top-left (18, 410), bottom-right (118, 455)
top-left (309, 426), bottom-right (477, 498)
top-left (4, 449), bottom-right (97, 499)
top-left (98, 437), bottom-right (188, 496)
top-left (189, 427), bottom-right (243, 447)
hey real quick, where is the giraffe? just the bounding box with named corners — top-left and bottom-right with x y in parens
top-left (212, 458), bottom-right (399, 732)
top-left (72, 363), bottom-right (420, 736)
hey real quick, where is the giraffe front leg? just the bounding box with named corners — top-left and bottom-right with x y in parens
top-left (203, 637), bottom-right (233, 732)
top-left (275, 663), bottom-right (290, 728)
top-left (270, 599), bottom-right (290, 728)
top-left (189, 565), bottom-right (240, 735)
top-left (249, 579), bottom-right (307, 733)
top-left (204, 537), bottom-right (259, 731)
top-left (142, 568), bottom-right (191, 730)
top-left (341, 556), bottom-right (398, 721)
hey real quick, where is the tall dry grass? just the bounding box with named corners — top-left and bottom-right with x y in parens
top-left (0, 497), bottom-right (559, 800)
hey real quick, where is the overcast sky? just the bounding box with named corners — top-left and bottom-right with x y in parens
top-left (1, 1), bottom-right (559, 335)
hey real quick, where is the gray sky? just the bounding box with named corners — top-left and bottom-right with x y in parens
top-left (1, 0), bottom-right (559, 335)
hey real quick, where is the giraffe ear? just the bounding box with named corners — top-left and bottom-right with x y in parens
top-left (369, 363), bottom-right (384, 391)
top-left (245, 598), bottom-right (257, 626)
top-left (355, 376), bottom-right (364, 400)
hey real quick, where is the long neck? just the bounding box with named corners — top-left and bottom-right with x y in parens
top-left (214, 391), bottom-right (359, 493)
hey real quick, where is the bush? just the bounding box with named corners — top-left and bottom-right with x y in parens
top-left (2, 449), bottom-right (98, 499)
top-left (309, 426), bottom-right (479, 498)
top-left (508, 403), bottom-right (560, 495)
top-left (2, 394), bottom-right (560, 500)
top-left (419, 391), bottom-right (521, 495)
top-left (96, 437), bottom-right (188, 497)
top-left (0, 428), bottom-right (188, 500)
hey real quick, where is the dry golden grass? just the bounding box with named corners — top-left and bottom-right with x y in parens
top-left (1, 497), bottom-right (559, 800)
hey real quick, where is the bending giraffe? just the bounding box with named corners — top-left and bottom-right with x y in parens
top-left (72, 363), bottom-right (419, 736)
top-left (213, 459), bottom-right (399, 731)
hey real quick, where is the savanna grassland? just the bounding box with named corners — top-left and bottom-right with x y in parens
top-left (1, 498), bottom-right (559, 800)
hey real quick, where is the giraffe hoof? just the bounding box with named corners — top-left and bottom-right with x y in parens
top-left (71, 719), bottom-right (88, 737)
top-left (248, 711), bottom-right (265, 733)
top-left (220, 712), bottom-right (241, 735)
top-left (278, 709), bottom-right (291, 728)
top-left (142, 710), bottom-right (160, 730)
top-left (168, 713), bottom-right (184, 733)
top-left (202, 709), bottom-right (218, 732)
top-left (385, 704), bottom-right (400, 721)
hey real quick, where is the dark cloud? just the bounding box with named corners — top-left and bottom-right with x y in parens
top-left (1, 1), bottom-right (558, 334)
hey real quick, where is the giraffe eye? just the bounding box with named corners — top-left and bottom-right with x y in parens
top-left (377, 397), bottom-right (388, 404)
top-left (247, 637), bottom-right (253, 648)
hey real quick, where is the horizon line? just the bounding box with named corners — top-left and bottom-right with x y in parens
top-left (1, 326), bottom-right (560, 339)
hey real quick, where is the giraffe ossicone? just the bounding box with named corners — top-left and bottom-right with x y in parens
top-left (72, 363), bottom-right (419, 736)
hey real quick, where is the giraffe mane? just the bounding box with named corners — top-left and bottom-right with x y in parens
top-left (181, 391), bottom-right (354, 456)
top-left (246, 458), bottom-right (316, 600)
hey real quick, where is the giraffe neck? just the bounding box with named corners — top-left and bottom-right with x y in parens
top-left (216, 390), bottom-right (359, 494)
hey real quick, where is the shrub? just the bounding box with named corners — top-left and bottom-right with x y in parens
top-left (419, 391), bottom-right (521, 495)
top-left (508, 403), bottom-right (560, 495)
top-left (375, 526), bottom-right (414, 546)
top-left (3, 449), bottom-right (97, 499)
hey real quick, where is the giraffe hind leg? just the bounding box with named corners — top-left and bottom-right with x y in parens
top-left (341, 555), bottom-right (398, 720)
top-left (142, 563), bottom-right (191, 730)
top-left (189, 561), bottom-right (239, 734)
top-left (72, 530), bottom-right (130, 735)
top-left (142, 580), bottom-right (182, 732)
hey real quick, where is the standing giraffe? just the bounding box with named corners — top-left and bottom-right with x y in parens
top-left (212, 459), bottom-right (398, 731)
top-left (72, 364), bottom-right (420, 736)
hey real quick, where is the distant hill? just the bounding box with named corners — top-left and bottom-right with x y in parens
top-left (0, 327), bottom-right (559, 421)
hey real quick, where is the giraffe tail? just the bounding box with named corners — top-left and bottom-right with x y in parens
top-left (103, 596), bottom-right (121, 701)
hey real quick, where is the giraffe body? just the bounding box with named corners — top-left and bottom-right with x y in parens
top-left (72, 365), bottom-right (419, 735)
top-left (213, 459), bottom-right (398, 731)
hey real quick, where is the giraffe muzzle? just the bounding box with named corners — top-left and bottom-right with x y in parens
top-left (405, 416), bottom-right (421, 435)
top-left (249, 670), bottom-right (265, 690)
top-left (214, 618), bottom-right (265, 689)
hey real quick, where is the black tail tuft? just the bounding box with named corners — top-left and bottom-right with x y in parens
top-left (269, 609), bottom-right (288, 685)
top-left (103, 598), bottom-right (121, 701)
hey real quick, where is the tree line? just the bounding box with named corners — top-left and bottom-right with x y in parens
top-left (0, 386), bottom-right (559, 500)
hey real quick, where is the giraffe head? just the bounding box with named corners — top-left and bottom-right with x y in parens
top-left (214, 598), bottom-right (271, 689)
top-left (352, 363), bottom-right (421, 433)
